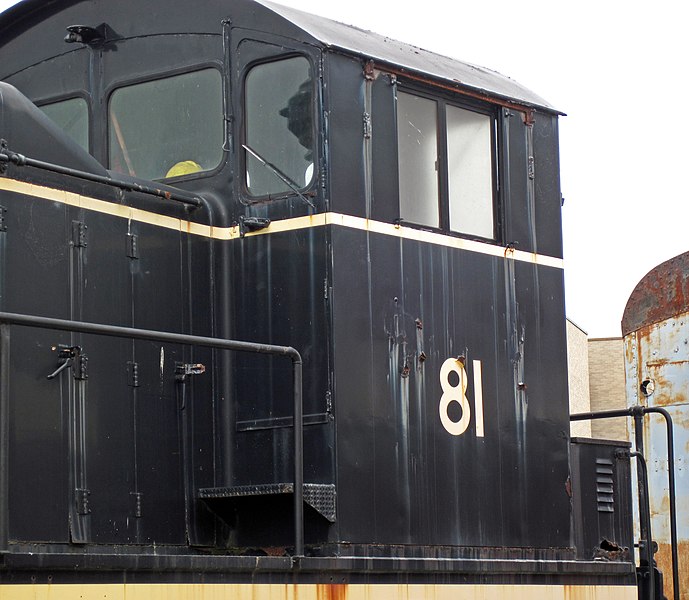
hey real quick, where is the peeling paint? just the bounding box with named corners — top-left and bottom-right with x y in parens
top-left (623, 264), bottom-right (689, 600)
top-left (656, 541), bottom-right (689, 600)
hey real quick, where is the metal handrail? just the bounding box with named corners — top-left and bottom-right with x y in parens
top-left (571, 406), bottom-right (679, 600)
top-left (0, 311), bottom-right (304, 556)
top-left (0, 148), bottom-right (202, 207)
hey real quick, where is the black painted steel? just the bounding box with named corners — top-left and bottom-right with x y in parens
top-left (0, 311), bottom-right (305, 556)
top-left (569, 438), bottom-right (633, 561)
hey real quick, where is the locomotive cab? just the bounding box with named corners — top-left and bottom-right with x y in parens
top-left (0, 0), bottom-right (639, 596)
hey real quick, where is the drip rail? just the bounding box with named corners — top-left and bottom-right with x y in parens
top-left (0, 312), bottom-right (304, 557)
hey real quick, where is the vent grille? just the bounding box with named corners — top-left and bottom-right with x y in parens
top-left (595, 458), bottom-right (615, 513)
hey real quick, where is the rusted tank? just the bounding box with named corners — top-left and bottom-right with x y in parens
top-left (623, 250), bottom-right (689, 600)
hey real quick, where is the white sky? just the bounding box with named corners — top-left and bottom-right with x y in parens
top-left (1, 0), bottom-right (687, 338)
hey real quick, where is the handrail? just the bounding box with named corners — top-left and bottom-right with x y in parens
top-left (0, 311), bottom-right (304, 557)
top-left (630, 450), bottom-right (655, 600)
top-left (0, 147), bottom-right (202, 207)
top-left (571, 406), bottom-right (679, 600)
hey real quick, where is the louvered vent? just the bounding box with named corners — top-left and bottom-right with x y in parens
top-left (596, 458), bottom-right (615, 513)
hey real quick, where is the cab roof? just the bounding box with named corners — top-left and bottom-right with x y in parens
top-left (0, 0), bottom-right (558, 113)
top-left (258, 0), bottom-right (557, 112)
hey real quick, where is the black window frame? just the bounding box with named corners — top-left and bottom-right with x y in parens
top-left (395, 83), bottom-right (502, 244)
top-left (240, 52), bottom-right (318, 203)
top-left (105, 62), bottom-right (226, 183)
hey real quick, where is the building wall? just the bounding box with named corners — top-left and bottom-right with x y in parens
top-left (566, 319), bottom-right (592, 438)
top-left (588, 337), bottom-right (628, 441)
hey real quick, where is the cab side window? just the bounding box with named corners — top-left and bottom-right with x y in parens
top-left (108, 68), bottom-right (223, 180)
top-left (244, 56), bottom-right (314, 197)
top-left (446, 105), bottom-right (494, 239)
top-left (396, 89), bottom-right (496, 240)
top-left (397, 92), bottom-right (440, 228)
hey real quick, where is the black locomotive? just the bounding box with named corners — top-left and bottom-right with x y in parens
top-left (0, 0), bottom-right (640, 597)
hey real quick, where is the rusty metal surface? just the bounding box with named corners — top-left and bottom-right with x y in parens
top-left (657, 541), bottom-right (689, 600)
top-left (0, 582), bottom-right (641, 599)
top-left (623, 312), bottom-right (689, 600)
top-left (622, 251), bottom-right (689, 336)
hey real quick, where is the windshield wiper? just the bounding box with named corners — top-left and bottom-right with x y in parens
top-left (243, 144), bottom-right (315, 209)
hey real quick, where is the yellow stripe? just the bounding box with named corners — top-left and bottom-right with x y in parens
top-left (0, 583), bottom-right (637, 599)
top-left (0, 178), bottom-right (564, 269)
top-left (326, 213), bottom-right (564, 269)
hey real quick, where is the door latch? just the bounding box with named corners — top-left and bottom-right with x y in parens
top-left (46, 345), bottom-right (85, 380)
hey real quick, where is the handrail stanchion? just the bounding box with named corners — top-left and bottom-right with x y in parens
top-left (0, 323), bottom-right (10, 553)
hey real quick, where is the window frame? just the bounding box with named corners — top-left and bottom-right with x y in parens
top-left (395, 84), bottom-right (501, 243)
top-left (105, 62), bottom-right (226, 183)
top-left (240, 52), bottom-right (318, 203)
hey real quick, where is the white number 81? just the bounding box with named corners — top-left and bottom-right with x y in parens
top-left (439, 358), bottom-right (484, 437)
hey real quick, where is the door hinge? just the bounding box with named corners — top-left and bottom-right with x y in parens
top-left (363, 112), bottom-right (372, 139)
top-left (0, 206), bottom-right (6, 232)
top-left (75, 353), bottom-right (88, 380)
top-left (126, 233), bottom-right (139, 259)
top-left (0, 139), bottom-right (7, 175)
top-left (528, 156), bottom-right (535, 180)
top-left (76, 488), bottom-right (91, 515)
top-left (127, 361), bottom-right (139, 387)
top-left (72, 221), bottom-right (88, 248)
top-left (131, 492), bottom-right (143, 518)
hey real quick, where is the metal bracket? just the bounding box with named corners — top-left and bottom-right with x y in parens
top-left (239, 216), bottom-right (270, 238)
top-left (364, 60), bottom-right (375, 81)
top-left (64, 24), bottom-right (104, 46)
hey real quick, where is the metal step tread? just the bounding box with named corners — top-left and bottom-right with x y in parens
top-left (198, 483), bottom-right (336, 522)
